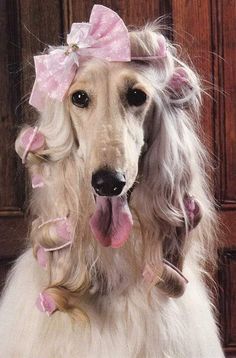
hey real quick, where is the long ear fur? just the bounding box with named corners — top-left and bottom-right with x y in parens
top-left (16, 99), bottom-right (94, 319)
top-left (130, 25), bottom-right (218, 282)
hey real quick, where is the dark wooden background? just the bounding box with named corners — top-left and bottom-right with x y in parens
top-left (0, 1), bottom-right (235, 356)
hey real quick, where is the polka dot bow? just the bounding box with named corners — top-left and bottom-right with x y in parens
top-left (29, 5), bottom-right (131, 111)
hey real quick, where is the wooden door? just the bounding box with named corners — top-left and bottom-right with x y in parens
top-left (0, 1), bottom-right (235, 356)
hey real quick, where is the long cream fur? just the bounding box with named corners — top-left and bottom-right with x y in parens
top-left (0, 24), bottom-right (225, 357)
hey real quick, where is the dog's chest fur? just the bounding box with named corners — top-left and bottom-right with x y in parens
top-left (0, 250), bottom-right (224, 358)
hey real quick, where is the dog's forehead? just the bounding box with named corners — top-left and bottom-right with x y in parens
top-left (71, 59), bottom-right (146, 88)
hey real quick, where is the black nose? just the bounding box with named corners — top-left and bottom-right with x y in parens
top-left (92, 169), bottom-right (126, 196)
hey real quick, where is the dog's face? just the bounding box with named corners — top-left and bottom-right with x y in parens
top-left (68, 59), bottom-right (154, 196)
top-left (67, 59), bottom-right (155, 248)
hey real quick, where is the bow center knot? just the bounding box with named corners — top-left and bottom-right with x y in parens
top-left (65, 44), bottom-right (79, 56)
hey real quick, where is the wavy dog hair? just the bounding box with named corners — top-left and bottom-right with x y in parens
top-left (15, 23), bottom-right (218, 319)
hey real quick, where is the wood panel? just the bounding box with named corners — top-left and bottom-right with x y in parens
top-left (0, 0), bottom-right (25, 215)
top-left (0, 1), bottom-right (65, 267)
top-left (0, 216), bottom-right (28, 258)
top-left (212, 1), bottom-right (236, 356)
top-left (220, 210), bottom-right (236, 249)
top-left (221, 1), bottom-right (236, 202)
top-left (67, 0), bottom-right (161, 28)
top-left (172, 0), bottom-right (214, 153)
top-left (212, 0), bottom-right (236, 205)
top-left (65, 0), bottom-right (173, 37)
top-left (20, 0), bottom-right (65, 125)
top-left (0, 259), bottom-right (15, 292)
top-left (219, 251), bottom-right (236, 354)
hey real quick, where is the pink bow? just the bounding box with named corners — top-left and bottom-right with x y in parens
top-left (29, 5), bottom-right (131, 111)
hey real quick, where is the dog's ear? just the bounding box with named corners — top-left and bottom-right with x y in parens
top-left (16, 99), bottom-right (76, 166)
top-left (38, 100), bottom-right (75, 161)
top-left (138, 66), bottom-right (202, 216)
top-left (132, 63), bottom-right (209, 268)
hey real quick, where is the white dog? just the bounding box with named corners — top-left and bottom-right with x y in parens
top-left (0, 5), bottom-right (225, 358)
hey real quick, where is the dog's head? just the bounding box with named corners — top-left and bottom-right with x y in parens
top-left (63, 26), bottom-right (202, 250)
top-left (16, 25), bottom-right (205, 251)
top-left (68, 59), bottom-right (150, 196)
top-left (15, 20), bottom-right (216, 318)
top-left (67, 57), bottom-right (155, 248)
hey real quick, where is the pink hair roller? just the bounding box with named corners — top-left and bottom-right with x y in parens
top-left (32, 174), bottom-right (44, 189)
top-left (20, 127), bottom-right (45, 164)
top-left (168, 67), bottom-right (188, 91)
top-left (38, 217), bottom-right (73, 252)
top-left (132, 34), bottom-right (167, 61)
top-left (184, 195), bottom-right (202, 229)
top-left (36, 246), bottom-right (47, 269)
top-left (36, 292), bottom-right (56, 316)
top-left (36, 218), bottom-right (73, 269)
top-left (55, 218), bottom-right (72, 243)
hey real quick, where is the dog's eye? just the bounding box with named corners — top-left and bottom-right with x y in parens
top-left (71, 91), bottom-right (89, 108)
top-left (126, 88), bottom-right (147, 106)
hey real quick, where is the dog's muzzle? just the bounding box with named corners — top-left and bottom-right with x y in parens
top-left (90, 168), bottom-right (133, 249)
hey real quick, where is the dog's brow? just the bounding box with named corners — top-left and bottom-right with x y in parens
top-left (119, 75), bottom-right (150, 97)
top-left (121, 75), bottom-right (138, 88)
top-left (68, 78), bottom-right (94, 94)
top-left (72, 80), bottom-right (89, 87)
top-left (69, 66), bottom-right (108, 92)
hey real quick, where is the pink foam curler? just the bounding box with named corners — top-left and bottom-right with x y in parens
top-left (55, 218), bottom-right (72, 243)
top-left (21, 127), bottom-right (45, 164)
top-left (32, 174), bottom-right (44, 189)
top-left (132, 35), bottom-right (167, 61)
top-left (184, 195), bottom-right (202, 229)
top-left (36, 292), bottom-right (56, 316)
top-left (142, 263), bottom-right (156, 284)
top-left (163, 259), bottom-right (189, 284)
top-left (38, 216), bottom-right (67, 230)
top-left (143, 261), bottom-right (189, 286)
top-left (38, 217), bottom-right (73, 252)
top-left (36, 247), bottom-right (47, 269)
top-left (168, 68), bottom-right (188, 91)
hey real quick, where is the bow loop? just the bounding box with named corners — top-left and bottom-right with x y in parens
top-left (86, 4), bottom-right (131, 61)
top-left (29, 5), bottom-right (131, 111)
top-left (29, 51), bottom-right (77, 110)
top-left (66, 22), bottom-right (93, 49)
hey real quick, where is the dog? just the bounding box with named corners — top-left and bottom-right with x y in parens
top-left (0, 5), bottom-right (225, 358)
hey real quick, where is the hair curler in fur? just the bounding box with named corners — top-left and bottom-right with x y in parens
top-left (36, 291), bottom-right (57, 316)
top-left (36, 217), bottom-right (73, 252)
top-left (184, 195), bottom-right (202, 230)
top-left (15, 126), bottom-right (45, 164)
top-left (36, 286), bottom-right (89, 321)
top-left (166, 65), bottom-right (200, 109)
top-left (158, 259), bottom-right (188, 298)
top-left (143, 260), bottom-right (188, 298)
top-left (31, 174), bottom-right (44, 189)
top-left (168, 67), bottom-right (188, 91)
top-left (36, 246), bottom-right (48, 269)
top-left (164, 194), bottom-right (203, 272)
top-left (132, 34), bottom-right (167, 60)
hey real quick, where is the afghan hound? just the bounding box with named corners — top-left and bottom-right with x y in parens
top-left (0, 5), bottom-right (225, 358)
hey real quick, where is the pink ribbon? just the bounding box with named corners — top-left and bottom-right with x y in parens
top-left (29, 5), bottom-right (131, 111)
